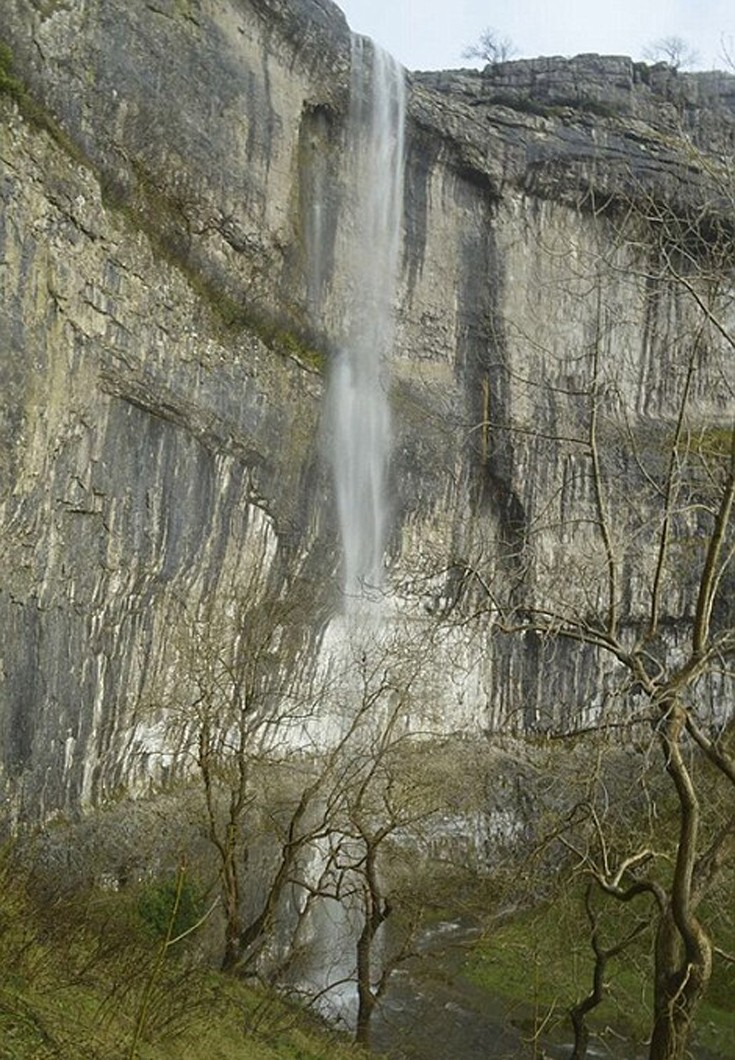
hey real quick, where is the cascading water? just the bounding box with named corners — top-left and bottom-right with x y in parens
top-left (277, 37), bottom-right (407, 1027)
top-left (328, 36), bottom-right (405, 608)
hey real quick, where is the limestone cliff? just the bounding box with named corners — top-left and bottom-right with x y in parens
top-left (1, 0), bottom-right (733, 820)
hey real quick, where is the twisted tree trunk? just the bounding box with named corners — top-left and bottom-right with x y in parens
top-left (649, 703), bottom-right (713, 1060)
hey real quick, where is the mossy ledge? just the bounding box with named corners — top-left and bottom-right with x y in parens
top-left (1, 41), bottom-right (326, 377)
top-left (1, 39), bottom-right (89, 167)
top-left (104, 159), bottom-right (327, 373)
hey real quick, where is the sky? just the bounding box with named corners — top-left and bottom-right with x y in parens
top-left (335, 0), bottom-right (735, 73)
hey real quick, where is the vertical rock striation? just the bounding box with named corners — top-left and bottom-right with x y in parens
top-left (1, 0), bottom-right (733, 819)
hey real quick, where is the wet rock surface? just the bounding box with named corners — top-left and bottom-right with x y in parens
top-left (1, 0), bottom-right (733, 816)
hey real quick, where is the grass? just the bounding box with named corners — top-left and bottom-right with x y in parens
top-left (0, 979), bottom-right (362, 1060)
top-left (462, 887), bottom-right (735, 1057)
top-left (0, 853), bottom-right (363, 1060)
top-left (0, 980), bottom-right (361, 1060)
top-left (465, 899), bottom-right (651, 1041)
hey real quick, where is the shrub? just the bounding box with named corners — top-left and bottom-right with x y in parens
top-left (0, 41), bottom-right (24, 101)
top-left (137, 872), bottom-right (207, 942)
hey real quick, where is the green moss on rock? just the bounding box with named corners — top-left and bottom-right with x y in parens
top-left (0, 41), bottom-right (24, 102)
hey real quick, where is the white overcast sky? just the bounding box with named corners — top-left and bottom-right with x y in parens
top-left (335, 0), bottom-right (735, 72)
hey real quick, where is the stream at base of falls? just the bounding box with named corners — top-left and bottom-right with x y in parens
top-left (366, 919), bottom-right (720, 1060)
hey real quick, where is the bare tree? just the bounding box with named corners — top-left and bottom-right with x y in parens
top-left (140, 573), bottom-right (474, 1035)
top-left (463, 28), bottom-right (518, 67)
top-left (440, 158), bottom-right (734, 1058)
top-left (643, 36), bottom-right (700, 70)
top-left (325, 684), bottom-right (427, 1046)
top-left (281, 629), bottom-right (469, 1047)
top-left (139, 580), bottom-right (333, 974)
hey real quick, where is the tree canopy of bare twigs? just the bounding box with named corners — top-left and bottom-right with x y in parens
top-left (462, 28), bottom-right (518, 66)
top-left (643, 36), bottom-right (700, 71)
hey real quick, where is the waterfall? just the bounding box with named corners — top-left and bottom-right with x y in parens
top-left (328, 36), bottom-right (405, 608)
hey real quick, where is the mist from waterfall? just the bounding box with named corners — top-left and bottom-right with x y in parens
top-left (329, 36), bottom-right (405, 610)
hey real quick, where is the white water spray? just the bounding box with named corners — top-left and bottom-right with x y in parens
top-left (329, 37), bottom-right (405, 607)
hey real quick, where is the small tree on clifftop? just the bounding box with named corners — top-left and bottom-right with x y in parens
top-left (643, 36), bottom-right (700, 70)
top-left (462, 28), bottom-right (518, 66)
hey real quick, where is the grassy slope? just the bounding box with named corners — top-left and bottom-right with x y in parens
top-left (0, 981), bottom-right (361, 1060)
top-left (0, 860), bottom-right (363, 1060)
top-left (463, 894), bottom-right (735, 1058)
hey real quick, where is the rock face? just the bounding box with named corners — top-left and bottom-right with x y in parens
top-left (1, 0), bottom-right (733, 820)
